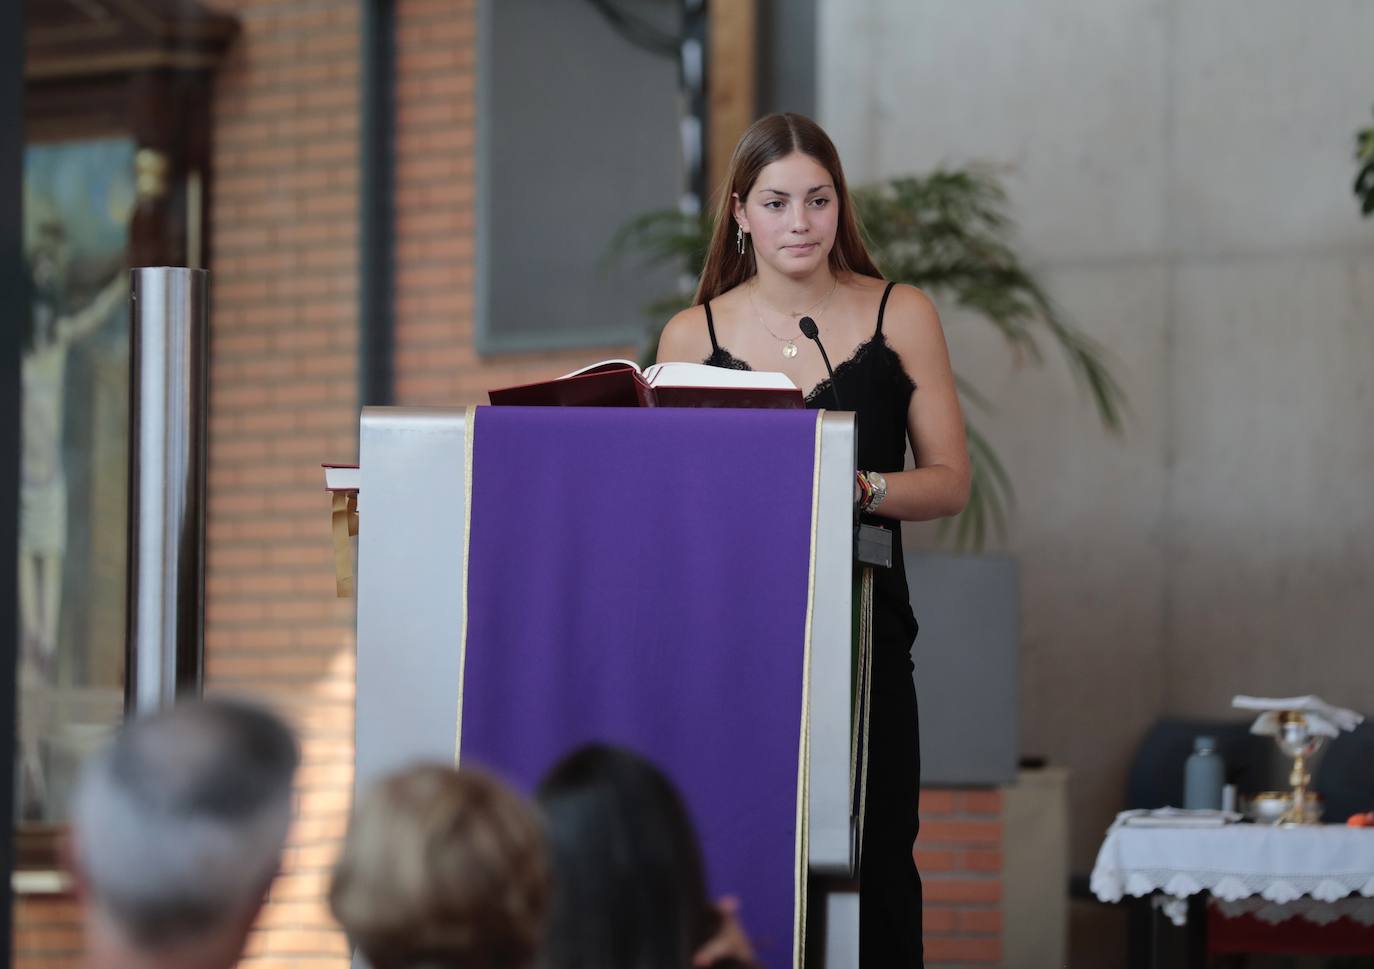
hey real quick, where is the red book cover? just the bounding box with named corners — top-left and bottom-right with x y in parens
top-left (489, 362), bottom-right (655, 408)
top-left (489, 360), bottom-right (804, 410)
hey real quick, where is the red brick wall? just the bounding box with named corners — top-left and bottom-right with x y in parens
top-left (391, 0), bottom-right (630, 408)
top-left (11, 896), bottom-right (81, 968)
top-left (918, 788), bottom-right (1004, 967)
top-left (203, 0), bottom-right (362, 963)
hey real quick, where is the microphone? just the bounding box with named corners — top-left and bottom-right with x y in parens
top-left (799, 316), bottom-right (844, 410)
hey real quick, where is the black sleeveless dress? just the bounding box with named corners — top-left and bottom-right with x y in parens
top-left (703, 282), bottom-right (925, 966)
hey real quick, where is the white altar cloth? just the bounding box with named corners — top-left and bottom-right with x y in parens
top-left (1091, 817), bottom-right (1374, 926)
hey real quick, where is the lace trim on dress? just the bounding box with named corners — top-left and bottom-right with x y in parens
top-left (702, 347), bottom-right (752, 371)
top-left (703, 333), bottom-right (916, 405)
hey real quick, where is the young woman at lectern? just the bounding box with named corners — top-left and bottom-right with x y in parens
top-left (657, 112), bottom-right (971, 967)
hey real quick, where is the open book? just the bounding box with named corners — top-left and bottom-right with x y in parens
top-left (489, 359), bottom-right (804, 409)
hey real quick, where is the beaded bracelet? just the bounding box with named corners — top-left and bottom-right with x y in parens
top-left (855, 470), bottom-right (874, 511)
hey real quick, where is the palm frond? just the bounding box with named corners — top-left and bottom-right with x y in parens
top-left (857, 168), bottom-right (1128, 436)
top-left (602, 209), bottom-right (710, 279)
top-left (1358, 158), bottom-right (1374, 217)
top-left (1356, 109), bottom-right (1374, 217)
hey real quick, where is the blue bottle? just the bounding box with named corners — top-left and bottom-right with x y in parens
top-left (1183, 735), bottom-right (1225, 810)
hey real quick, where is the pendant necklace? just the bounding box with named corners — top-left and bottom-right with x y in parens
top-left (749, 276), bottom-right (839, 359)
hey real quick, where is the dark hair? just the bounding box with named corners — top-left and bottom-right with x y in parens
top-left (694, 112), bottom-right (881, 305)
top-left (536, 745), bottom-right (739, 969)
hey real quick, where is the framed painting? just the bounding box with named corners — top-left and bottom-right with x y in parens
top-left (13, 0), bottom-right (237, 888)
top-left (17, 136), bottom-right (134, 831)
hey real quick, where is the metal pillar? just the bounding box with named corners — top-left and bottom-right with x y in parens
top-left (126, 267), bottom-right (208, 712)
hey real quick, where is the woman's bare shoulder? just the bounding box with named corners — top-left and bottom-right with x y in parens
top-left (659, 281), bottom-right (757, 360)
top-left (707, 280), bottom-right (752, 313)
top-left (842, 272), bottom-right (891, 296)
top-left (658, 304), bottom-right (711, 363)
top-left (878, 283), bottom-right (952, 381)
top-left (880, 283), bottom-right (942, 339)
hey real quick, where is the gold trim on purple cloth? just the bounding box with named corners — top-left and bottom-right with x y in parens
top-left (855, 566), bottom-right (874, 861)
top-left (454, 404), bottom-right (478, 764)
top-left (793, 408), bottom-right (825, 969)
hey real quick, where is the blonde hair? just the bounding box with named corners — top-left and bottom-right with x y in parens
top-left (329, 764), bottom-right (549, 969)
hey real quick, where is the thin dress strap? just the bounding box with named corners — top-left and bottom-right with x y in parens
top-left (704, 301), bottom-right (721, 353)
top-left (874, 281), bottom-right (897, 336)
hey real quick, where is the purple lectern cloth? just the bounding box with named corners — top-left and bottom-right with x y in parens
top-left (462, 407), bottom-right (820, 968)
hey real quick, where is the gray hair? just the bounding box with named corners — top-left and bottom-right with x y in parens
top-left (70, 696), bottom-right (299, 947)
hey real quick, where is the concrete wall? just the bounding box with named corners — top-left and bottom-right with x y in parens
top-left (818, 0), bottom-right (1374, 871)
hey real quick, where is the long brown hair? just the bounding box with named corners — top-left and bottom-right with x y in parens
top-left (694, 112), bottom-right (881, 305)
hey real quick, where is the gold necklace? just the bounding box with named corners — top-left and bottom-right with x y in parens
top-left (758, 275), bottom-right (839, 317)
top-left (748, 277), bottom-right (839, 359)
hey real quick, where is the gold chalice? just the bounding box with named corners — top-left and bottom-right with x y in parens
top-left (1275, 711), bottom-right (1325, 826)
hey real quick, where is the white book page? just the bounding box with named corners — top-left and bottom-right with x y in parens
top-left (558, 359), bottom-right (642, 380)
top-left (643, 361), bottom-right (798, 391)
top-left (324, 465), bottom-right (361, 491)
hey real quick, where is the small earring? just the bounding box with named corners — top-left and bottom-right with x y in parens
top-left (736, 225), bottom-right (745, 255)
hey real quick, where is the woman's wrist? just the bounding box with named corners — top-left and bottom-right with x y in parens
top-left (855, 470), bottom-right (873, 510)
top-left (856, 470), bottom-right (888, 514)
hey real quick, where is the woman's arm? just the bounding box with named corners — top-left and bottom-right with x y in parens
top-left (866, 285), bottom-right (971, 522)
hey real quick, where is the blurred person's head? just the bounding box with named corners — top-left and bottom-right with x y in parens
top-left (67, 696), bottom-right (299, 969)
top-left (536, 744), bottom-right (749, 969)
top-left (695, 111), bottom-right (880, 304)
top-left (330, 764), bottom-right (549, 969)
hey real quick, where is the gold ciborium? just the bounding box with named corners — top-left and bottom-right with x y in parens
top-left (1274, 711), bottom-right (1325, 826)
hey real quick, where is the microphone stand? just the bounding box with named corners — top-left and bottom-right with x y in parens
top-left (798, 317), bottom-right (892, 570)
top-left (798, 316), bottom-right (843, 411)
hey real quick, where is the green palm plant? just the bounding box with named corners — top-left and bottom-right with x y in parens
top-left (607, 167), bottom-right (1127, 550)
top-left (1357, 107), bottom-right (1374, 216)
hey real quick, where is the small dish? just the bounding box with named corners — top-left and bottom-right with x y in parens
top-left (1246, 791), bottom-right (1323, 824)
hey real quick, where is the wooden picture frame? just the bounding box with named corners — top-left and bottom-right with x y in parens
top-left (15, 0), bottom-right (237, 880)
